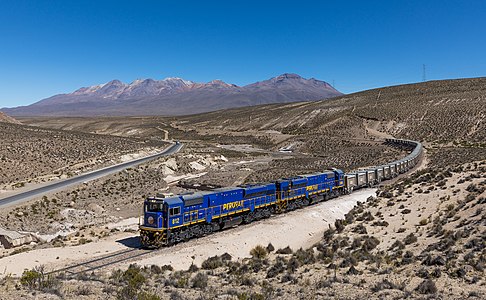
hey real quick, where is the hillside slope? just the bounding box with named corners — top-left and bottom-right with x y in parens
top-left (0, 111), bottom-right (20, 124)
top-left (175, 77), bottom-right (486, 144)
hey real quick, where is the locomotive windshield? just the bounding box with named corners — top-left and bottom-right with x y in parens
top-left (145, 199), bottom-right (165, 212)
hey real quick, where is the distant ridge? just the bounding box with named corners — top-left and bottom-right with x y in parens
top-left (0, 111), bottom-right (21, 124)
top-left (1, 74), bottom-right (342, 116)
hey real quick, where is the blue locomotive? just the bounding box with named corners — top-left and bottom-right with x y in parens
top-left (140, 169), bottom-right (344, 247)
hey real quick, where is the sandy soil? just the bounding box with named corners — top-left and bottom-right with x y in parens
top-left (0, 189), bottom-right (375, 276)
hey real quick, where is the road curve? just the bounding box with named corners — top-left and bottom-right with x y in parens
top-left (0, 142), bottom-right (183, 208)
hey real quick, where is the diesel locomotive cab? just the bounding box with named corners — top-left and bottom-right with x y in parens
top-left (144, 197), bottom-right (165, 227)
top-left (140, 196), bottom-right (166, 248)
top-left (140, 196), bottom-right (184, 248)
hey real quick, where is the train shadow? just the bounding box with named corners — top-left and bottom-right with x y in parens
top-left (116, 236), bottom-right (141, 249)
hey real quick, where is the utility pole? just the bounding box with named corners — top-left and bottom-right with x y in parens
top-left (422, 64), bottom-right (426, 82)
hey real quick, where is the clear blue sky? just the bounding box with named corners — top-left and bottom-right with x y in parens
top-left (1, 0), bottom-right (485, 108)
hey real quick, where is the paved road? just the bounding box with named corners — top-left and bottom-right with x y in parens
top-left (0, 142), bottom-right (183, 208)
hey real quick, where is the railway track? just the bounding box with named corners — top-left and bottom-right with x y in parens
top-left (47, 248), bottom-right (153, 277)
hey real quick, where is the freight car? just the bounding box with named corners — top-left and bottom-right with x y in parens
top-left (140, 139), bottom-right (422, 248)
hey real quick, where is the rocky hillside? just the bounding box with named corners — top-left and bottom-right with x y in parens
top-left (5, 161), bottom-right (484, 299)
top-left (175, 77), bottom-right (486, 144)
top-left (0, 112), bottom-right (20, 124)
top-left (1, 74), bottom-right (342, 116)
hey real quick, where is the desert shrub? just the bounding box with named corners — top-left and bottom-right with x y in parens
top-left (75, 285), bottom-right (93, 296)
top-left (102, 285), bottom-right (117, 295)
top-left (422, 254), bottom-right (446, 266)
top-left (249, 258), bottom-right (266, 273)
top-left (188, 263), bottom-right (199, 273)
top-left (453, 267), bottom-right (467, 278)
top-left (371, 279), bottom-right (405, 292)
top-left (287, 256), bottom-right (300, 273)
top-left (362, 236), bottom-right (380, 251)
top-left (170, 291), bottom-right (184, 300)
top-left (339, 252), bottom-right (357, 268)
top-left (266, 261), bottom-right (285, 278)
top-left (118, 286), bottom-right (138, 300)
top-left (352, 224), bottom-right (368, 234)
top-left (240, 275), bottom-right (255, 286)
top-left (323, 228), bottom-right (336, 242)
top-left (191, 272), bottom-right (208, 289)
top-left (20, 269), bottom-right (41, 289)
top-left (403, 233), bottom-right (418, 245)
top-left (221, 252), bottom-right (232, 261)
top-left (250, 245), bottom-right (268, 260)
top-left (401, 251), bottom-right (414, 265)
top-left (465, 238), bottom-right (484, 251)
top-left (317, 246), bottom-right (335, 261)
top-left (167, 271), bottom-right (189, 288)
top-left (276, 246), bottom-right (293, 254)
top-left (330, 236), bottom-right (349, 251)
top-left (225, 261), bottom-right (242, 275)
top-left (371, 220), bottom-right (389, 227)
top-left (416, 268), bottom-right (430, 279)
top-left (316, 277), bottom-right (333, 289)
top-left (280, 273), bottom-right (295, 283)
top-left (138, 292), bottom-right (161, 300)
top-left (201, 255), bottom-right (223, 270)
top-left (161, 264), bottom-right (174, 272)
top-left (20, 266), bottom-right (61, 294)
top-left (345, 210), bottom-right (355, 224)
top-left (357, 211), bottom-right (374, 222)
top-left (347, 265), bottom-right (361, 275)
top-left (335, 219), bottom-right (346, 232)
top-left (466, 183), bottom-right (478, 193)
top-left (122, 265), bottom-right (146, 289)
top-left (419, 218), bottom-right (428, 226)
top-left (415, 279), bottom-right (437, 294)
top-left (350, 237), bottom-right (363, 250)
top-left (294, 248), bottom-right (315, 265)
top-left (150, 265), bottom-right (162, 274)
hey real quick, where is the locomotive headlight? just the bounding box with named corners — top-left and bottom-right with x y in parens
top-left (148, 216), bottom-right (155, 225)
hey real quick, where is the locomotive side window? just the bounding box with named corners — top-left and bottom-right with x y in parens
top-left (170, 207), bottom-right (181, 216)
top-left (292, 183), bottom-right (307, 189)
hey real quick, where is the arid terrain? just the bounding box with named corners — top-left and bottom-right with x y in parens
top-left (0, 122), bottom-right (166, 190)
top-left (0, 78), bottom-right (484, 299)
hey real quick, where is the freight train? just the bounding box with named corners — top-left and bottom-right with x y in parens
top-left (140, 138), bottom-right (422, 248)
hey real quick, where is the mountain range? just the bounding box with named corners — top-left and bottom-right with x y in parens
top-left (1, 74), bottom-right (342, 116)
